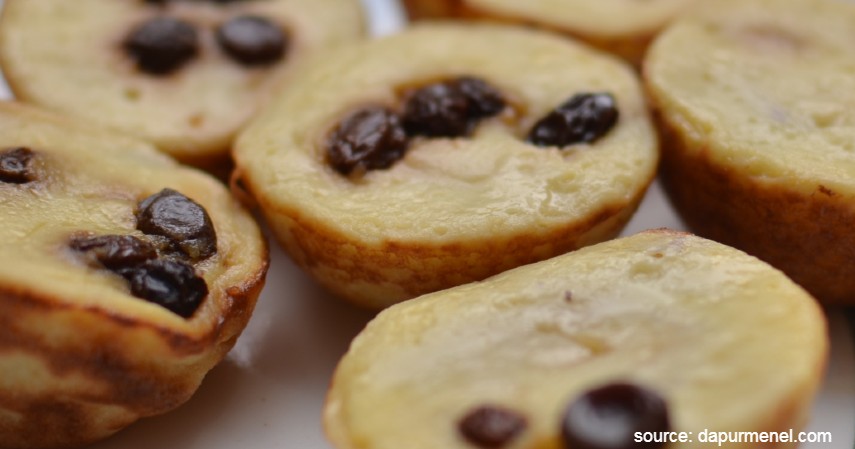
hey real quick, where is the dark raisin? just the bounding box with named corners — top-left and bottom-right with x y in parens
top-left (561, 383), bottom-right (670, 449)
top-left (528, 93), bottom-right (619, 147)
top-left (124, 17), bottom-right (199, 75)
top-left (327, 107), bottom-right (409, 175)
top-left (0, 147), bottom-right (35, 184)
top-left (216, 16), bottom-right (287, 66)
top-left (121, 259), bottom-right (207, 318)
top-left (403, 77), bottom-right (505, 138)
top-left (70, 235), bottom-right (157, 270)
top-left (403, 82), bottom-right (472, 137)
top-left (458, 405), bottom-right (527, 448)
top-left (457, 77), bottom-right (506, 118)
top-left (136, 189), bottom-right (217, 260)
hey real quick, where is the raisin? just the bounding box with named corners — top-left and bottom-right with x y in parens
top-left (327, 107), bottom-right (409, 175)
top-left (122, 259), bottom-right (208, 318)
top-left (561, 383), bottom-right (670, 449)
top-left (70, 235), bottom-right (157, 270)
top-left (124, 17), bottom-right (199, 75)
top-left (458, 406), bottom-right (527, 448)
top-left (326, 77), bottom-right (506, 175)
top-left (216, 16), bottom-right (287, 66)
top-left (136, 189), bottom-right (217, 261)
top-left (403, 77), bottom-right (505, 138)
top-left (0, 147), bottom-right (35, 184)
top-left (403, 82), bottom-right (472, 137)
top-left (528, 93), bottom-right (619, 147)
top-left (457, 77), bottom-right (506, 118)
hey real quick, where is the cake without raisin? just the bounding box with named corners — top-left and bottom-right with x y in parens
top-left (0, 102), bottom-right (267, 449)
top-left (403, 0), bottom-right (700, 66)
top-left (234, 23), bottom-right (658, 308)
top-left (645, 0), bottom-right (855, 305)
top-left (325, 230), bottom-right (827, 449)
top-left (0, 0), bottom-right (365, 170)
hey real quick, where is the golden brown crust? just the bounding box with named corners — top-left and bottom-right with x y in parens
top-left (401, 0), bottom-right (655, 66)
top-left (260, 192), bottom-right (643, 309)
top-left (0, 251), bottom-right (267, 449)
top-left (401, 0), bottom-right (461, 19)
top-left (655, 112), bottom-right (855, 304)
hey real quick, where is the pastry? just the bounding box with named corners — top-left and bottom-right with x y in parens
top-left (0, 0), bottom-right (365, 169)
top-left (325, 230), bottom-right (828, 449)
top-left (234, 23), bottom-right (658, 308)
top-left (645, 0), bottom-right (855, 304)
top-left (402, 0), bottom-right (700, 66)
top-left (0, 102), bottom-right (267, 448)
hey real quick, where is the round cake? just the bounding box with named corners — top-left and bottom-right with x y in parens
top-left (645, 0), bottom-right (855, 305)
top-left (0, 0), bottom-right (365, 169)
top-left (325, 230), bottom-right (827, 449)
top-left (0, 102), bottom-right (267, 449)
top-left (234, 23), bottom-right (659, 308)
top-left (402, 0), bottom-right (700, 66)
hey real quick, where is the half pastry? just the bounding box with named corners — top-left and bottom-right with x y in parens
top-left (325, 230), bottom-right (827, 449)
top-left (234, 23), bottom-right (658, 308)
top-left (0, 102), bottom-right (267, 449)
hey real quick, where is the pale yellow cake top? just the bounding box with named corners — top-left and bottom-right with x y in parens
top-left (0, 102), bottom-right (265, 336)
top-left (326, 230), bottom-right (827, 449)
top-left (0, 0), bottom-right (364, 161)
top-left (236, 23), bottom-right (658, 245)
top-left (646, 0), bottom-right (855, 195)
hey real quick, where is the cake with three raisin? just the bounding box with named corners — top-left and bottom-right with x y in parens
top-left (234, 23), bottom-right (659, 308)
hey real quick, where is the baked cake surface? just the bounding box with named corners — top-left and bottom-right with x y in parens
top-left (0, 0), bottom-right (365, 167)
top-left (325, 230), bottom-right (827, 449)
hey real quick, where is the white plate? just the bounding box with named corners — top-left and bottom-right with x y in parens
top-left (2, 0), bottom-right (851, 447)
